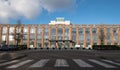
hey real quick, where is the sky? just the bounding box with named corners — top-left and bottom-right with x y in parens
top-left (0, 0), bottom-right (120, 24)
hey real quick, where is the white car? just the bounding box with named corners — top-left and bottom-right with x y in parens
top-left (86, 45), bottom-right (92, 49)
top-left (75, 45), bottom-right (80, 48)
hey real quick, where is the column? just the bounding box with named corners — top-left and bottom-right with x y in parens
top-left (34, 26), bottom-right (37, 48)
top-left (97, 27), bottom-right (100, 45)
top-left (0, 27), bottom-right (2, 43)
top-left (83, 27), bottom-right (86, 48)
top-left (27, 26), bottom-right (30, 48)
top-left (56, 26), bottom-right (58, 48)
top-left (104, 27), bottom-right (107, 45)
top-left (41, 25), bottom-right (44, 48)
top-left (48, 26), bottom-right (51, 48)
top-left (76, 26), bottom-right (79, 45)
top-left (14, 27), bottom-right (16, 45)
top-left (6, 26), bottom-right (9, 45)
top-left (90, 26), bottom-right (93, 46)
top-left (111, 27), bottom-right (114, 45)
top-left (62, 26), bottom-right (65, 48)
top-left (69, 26), bottom-right (72, 48)
top-left (118, 27), bottom-right (120, 45)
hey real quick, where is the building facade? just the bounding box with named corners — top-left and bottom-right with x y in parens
top-left (0, 18), bottom-right (120, 48)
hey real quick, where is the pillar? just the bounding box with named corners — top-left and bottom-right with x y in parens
top-left (62, 26), bottom-right (65, 48)
top-left (76, 26), bottom-right (79, 45)
top-left (48, 26), bottom-right (51, 48)
top-left (27, 26), bottom-right (30, 48)
top-left (6, 26), bottom-right (9, 45)
top-left (56, 26), bottom-right (58, 48)
top-left (111, 27), bottom-right (114, 45)
top-left (97, 27), bottom-right (100, 45)
top-left (118, 27), bottom-right (120, 45)
top-left (41, 25), bottom-right (44, 48)
top-left (69, 26), bottom-right (72, 48)
top-left (34, 26), bottom-right (37, 48)
top-left (83, 27), bottom-right (86, 48)
top-left (0, 26), bottom-right (2, 43)
top-left (104, 27), bottom-right (107, 45)
top-left (14, 27), bottom-right (16, 45)
top-left (90, 26), bottom-right (93, 46)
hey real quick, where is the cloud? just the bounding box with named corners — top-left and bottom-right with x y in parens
top-left (0, 0), bottom-right (79, 23)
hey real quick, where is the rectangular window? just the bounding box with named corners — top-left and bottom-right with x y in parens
top-left (79, 28), bottom-right (83, 34)
top-left (24, 28), bottom-right (28, 33)
top-left (9, 27), bottom-right (14, 34)
top-left (30, 28), bottom-right (35, 33)
top-left (2, 27), bottom-right (7, 34)
top-left (92, 28), bottom-right (96, 34)
top-left (58, 28), bottom-right (62, 36)
top-left (86, 28), bottom-right (90, 34)
top-left (44, 28), bottom-right (48, 39)
top-left (72, 28), bottom-right (76, 41)
top-left (51, 28), bottom-right (56, 40)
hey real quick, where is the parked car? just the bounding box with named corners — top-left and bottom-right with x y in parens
top-left (8, 45), bottom-right (19, 50)
top-left (86, 45), bottom-right (92, 49)
top-left (0, 45), bottom-right (9, 51)
top-left (75, 45), bottom-right (80, 49)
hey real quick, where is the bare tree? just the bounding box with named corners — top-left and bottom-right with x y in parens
top-left (14, 20), bottom-right (24, 47)
top-left (99, 25), bottom-right (106, 45)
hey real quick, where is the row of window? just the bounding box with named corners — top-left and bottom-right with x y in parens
top-left (1, 27), bottom-right (119, 34)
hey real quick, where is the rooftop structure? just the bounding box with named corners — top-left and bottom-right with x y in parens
top-left (49, 18), bottom-right (71, 25)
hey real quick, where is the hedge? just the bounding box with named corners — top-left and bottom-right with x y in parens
top-left (92, 45), bottom-right (120, 50)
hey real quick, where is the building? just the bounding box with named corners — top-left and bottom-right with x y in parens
top-left (0, 18), bottom-right (120, 49)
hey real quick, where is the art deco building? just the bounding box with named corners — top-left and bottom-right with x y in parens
top-left (0, 18), bottom-right (120, 48)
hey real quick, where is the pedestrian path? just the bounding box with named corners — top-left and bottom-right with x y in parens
top-left (0, 58), bottom-right (119, 69)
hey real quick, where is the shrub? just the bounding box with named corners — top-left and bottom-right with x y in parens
top-left (92, 45), bottom-right (120, 50)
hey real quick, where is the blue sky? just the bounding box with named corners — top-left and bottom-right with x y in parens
top-left (1, 0), bottom-right (120, 24)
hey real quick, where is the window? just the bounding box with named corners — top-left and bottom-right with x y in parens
top-left (51, 28), bottom-right (56, 35)
top-left (38, 28), bottom-right (42, 34)
top-left (51, 28), bottom-right (56, 40)
top-left (58, 28), bottom-right (62, 36)
top-left (92, 28), bottom-right (96, 34)
top-left (79, 28), bottom-right (83, 34)
top-left (86, 28), bottom-right (90, 34)
top-left (44, 28), bottom-right (48, 39)
top-left (9, 27), bottom-right (14, 33)
top-left (2, 35), bottom-right (6, 41)
top-left (30, 28), bottom-right (34, 33)
top-left (113, 28), bottom-right (118, 34)
top-left (72, 28), bottom-right (76, 41)
top-left (24, 28), bottom-right (28, 33)
top-left (107, 28), bottom-right (110, 33)
top-left (65, 28), bottom-right (69, 36)
top-left (2, 27), bottom-right (7, 34)
top-left (9, 35), bottom-right (13, 41)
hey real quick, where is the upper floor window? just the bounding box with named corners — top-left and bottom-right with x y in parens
top-left (51, 28), bottom-right (56, 35)
top-left (38, 28), bottom-right (42, 34)
top-left (24, 27), bottom-right (28, 33)
top-left (72, 28), bottom-right (76, 35)
top-left (79, 28), bottom-right (83, 34)
top-left (2, 27), bottom-right (7, 34)
top-left (92, 28), bottom-right (96, 34)
top-left (58, 28), bottom-right (62, 35)
top-left (65, 28), bottom-right (69, 36)
top-left (86, 28), bottom-right (90, 34)
top-left (9, 27), bottom-right (14, 33)
top-left (30, 28), bottom-right (35, 33)
top-left (107, 28), bottom-right (110, 33)
top-left (113, 28), bottom-right (118, 34)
